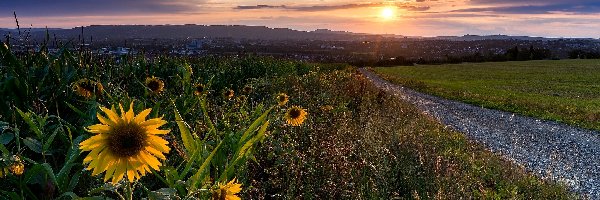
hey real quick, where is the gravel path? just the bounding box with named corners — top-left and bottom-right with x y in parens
top-left (359, 68), bottom-right (600, 199)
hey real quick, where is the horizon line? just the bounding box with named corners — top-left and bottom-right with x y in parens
top-left (1, 24), bottom-right (598, 39)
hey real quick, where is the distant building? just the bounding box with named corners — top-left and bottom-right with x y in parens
top-left (187, 39), bottom-right (203, 50)
top-left (115, 47), bottom-right (130, 55)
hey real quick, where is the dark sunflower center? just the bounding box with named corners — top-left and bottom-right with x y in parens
top-left (108, 123), bottom-right (147, 157)
top-left (278, 96), bottom-right (286, 102)
top-left (289, 109), bottom-right (301, 119)
top-left (196, 85), bottom-right (204, 93)
top-left (79, 81), bottom-right (96, 92)
top-left (147, 80), bottom-right (161, 91)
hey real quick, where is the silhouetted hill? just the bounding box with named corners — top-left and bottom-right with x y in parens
top-left (1, 25), bottom-right (597, 42)
top-left (1, 25), bottom-right (375, 41)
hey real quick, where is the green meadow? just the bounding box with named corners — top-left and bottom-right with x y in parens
top-left (375, 59), bottom-right (600, 131)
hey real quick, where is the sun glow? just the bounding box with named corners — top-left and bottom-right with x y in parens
top-left (380, 6), bottom-right (396, 20)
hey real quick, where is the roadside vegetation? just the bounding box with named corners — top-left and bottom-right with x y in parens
top-left (374, 59), bottom-right (600, 131)
top-left (0, 41), bottom-right (574, 199)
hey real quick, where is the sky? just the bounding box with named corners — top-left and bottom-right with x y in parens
top-left (1, 0), bottom-right (599, 38)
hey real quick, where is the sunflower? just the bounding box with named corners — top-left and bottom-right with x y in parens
top-left (72, 78), bottom-right (103, 99)
top-left (212, 178), bottom-right (242, 200)
top-left (242, 85), bottom-right (253, 94)
top-left (285, 106), bottom-right (308, 126)
top-left (276, 93), bottom-right (289, 106)
top-left (223, 89), bottom-right (234, 100)
top-left (8, 162), bottom-right (24, 176)
top-left (194, 83), bottom-right (206, 96)
top-left (237, 95), bottom-right (247, 103)
top-left (145, 76), bottom-right (165, 94)
top-left (80, 102), bottom-right (170, 183)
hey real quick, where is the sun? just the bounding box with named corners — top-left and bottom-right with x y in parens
top-left (380, 6), bottom-right (396, 20)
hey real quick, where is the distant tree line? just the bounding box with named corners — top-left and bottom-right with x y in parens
top-left (356, 45), bottom-right (554, 67)
top-left (568, 49), bottom-right (600, 59)
top-left (504, 45), bottom-right (552, 61)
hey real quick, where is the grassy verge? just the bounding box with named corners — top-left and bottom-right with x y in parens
top-left (374, 59), bottom-right (600, 131)
top-left (247, 67), bottom-right (574, 199)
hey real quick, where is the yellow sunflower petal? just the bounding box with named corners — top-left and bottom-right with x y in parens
top-left (131, 155), bottom-right (151, 176)
top-left (226, 195), bottom-right (241, 200)
top-left (104, 163), bottom-right (117, 182)
top-left (147, 129), bottom-right (170, 135)
top-left (145, 146), bottom-right (167, 160)
top-left (112, 159), bottom-right (126, 184)
top-left (147, 135), bottom-right (170, 152)
top-left (80, 134), bottom-right (107, 150)
top-left (83, 147), bottom-right (105, 163)
top-left (229, 184), bottom-right (242, 194)
top-left (96, 154), bottom-right (116, 176)
top-left (227, 179), bottom-right (242, 193)
top-left (129, 158), bottom-right (147, 176)
top-left (139, 164), bottom-right (150, 176)
top-left (138, 151), bottom-right (161, 170)
top-left (91, 151), bottom-right (110, 175)
top-left (86, 124), bottom-right (111, 134)
top-left (124, 102), bottom-right (135, 122)
top-left (83, 154), bottom-right (95, 165)
top-left (88, 150), bottom-right (105, 170)
top-left (126, 163), bottom-right (136, 182)
top-left (140, 118), bottom-right (165, 126)
top-left (134, 108), bottom-right (152, 123)
top-left (143, 120), bottom-right (168, 131)
top-left (97, 114), bottom-right (115, 126)
top-left (119, 103), bottom-right (126, 120)
top-left (100, 106), bottom-right (121, 123)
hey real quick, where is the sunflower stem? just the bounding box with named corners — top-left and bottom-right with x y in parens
top-left (126, 181), bottom-right (133, 200)
top-left (113, 188), bottom-right (126, 200)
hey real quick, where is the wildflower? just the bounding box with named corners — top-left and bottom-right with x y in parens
top-left (223, 89), bottom-right (234, 100)
top-left (79, 102), bottom-right (170, 183)
top-left (237, 95), bottom-right (247, 103)
top-left (285, 106), bottom-right (308, 126)
top-left (320, 105), bottom-right (334, 112)
top-left (212, 178), bottom-right (242, 200)
top-left (242, 85), bottom-right (253, 94)
top-left (145, 76), bottom-right (165, 94)
top-left (72, 78), bottom-right (103, 99)
top-left (276, 93), bottom-right (289, 106)
top-left (8, 162), bottom-right (24, 176)
top-left (194, 83), bottom-right (206, 96)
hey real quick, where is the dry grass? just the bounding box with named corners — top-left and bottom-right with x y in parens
top-left (248, 68), bottom-right (574, 199)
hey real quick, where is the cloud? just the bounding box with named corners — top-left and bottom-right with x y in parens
top-left (406, 13), bottom-right (502, 19)
top-left (468, 0), bottom-right (599, 4)
top-left (236, 5), bottom-right (286, 10)
top-left (0, 0), bottom-right (208, 17)
top-left (452, 3), bottom-right (600, 14)
top-left (235, 3), bottom-right (430, 12)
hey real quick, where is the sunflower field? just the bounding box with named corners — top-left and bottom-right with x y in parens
top-left (0, 40), bottom-right (574, 200)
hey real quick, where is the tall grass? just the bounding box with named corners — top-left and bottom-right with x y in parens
top-left (246, 68), bottom-right (574, 199)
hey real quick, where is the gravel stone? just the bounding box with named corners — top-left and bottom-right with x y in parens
top-left (360, 68), bottom-right (600, 199)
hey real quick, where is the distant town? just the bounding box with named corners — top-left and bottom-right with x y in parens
top-left (2, 25), bottom-right (600, 66)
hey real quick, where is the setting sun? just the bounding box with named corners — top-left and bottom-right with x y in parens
top-left (380, 6), bottom-right (396, 20)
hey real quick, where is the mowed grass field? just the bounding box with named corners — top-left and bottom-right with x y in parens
top-left (374, 59), bottom-right (600, 130)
